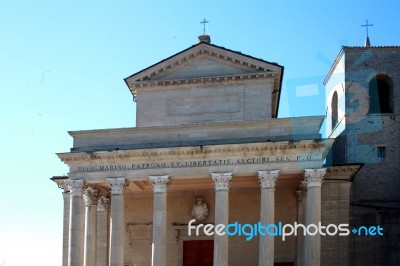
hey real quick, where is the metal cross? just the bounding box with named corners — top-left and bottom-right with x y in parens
top-left (200, 18), bottom-right (209, 34)
top-left (361, 19), bottom-right (373, 36)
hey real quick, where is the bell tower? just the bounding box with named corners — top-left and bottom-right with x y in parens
top-left (324, 44), bottom-right (400, 265)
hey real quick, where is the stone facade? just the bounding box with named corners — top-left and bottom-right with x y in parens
top-left (53, 37), bottom-right (364, 266)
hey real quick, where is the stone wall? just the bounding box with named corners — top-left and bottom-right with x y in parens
top-left (136, 80), bottom-right (273, 127)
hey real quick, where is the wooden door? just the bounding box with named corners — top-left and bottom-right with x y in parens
top-left (183, 240), bottom-right (214, 266)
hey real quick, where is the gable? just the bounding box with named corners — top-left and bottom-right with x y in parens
top-left (124, 42), bottom-right (284, 119)
top-left (125, 42), bottom-right (282, 84)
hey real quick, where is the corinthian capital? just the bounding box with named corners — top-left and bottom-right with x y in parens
top-left (65, 179), bottom-right (85, 197)
top-left (257, 170), bottom-right (280, 189)
top-left (83, 187), bottom-right (100, 206)
top-left (97, 196), bottom-right (110, 212)
top-left (106, 177), bottom-right (128, 195)
top-left (211, 172), bottom-right (233, 191)
top-left (304, 168), bottom-right (326, 187)
top-left (296, 180), bottom-right (307, 201)
top-left (148, 175), bottom-right (170, 193)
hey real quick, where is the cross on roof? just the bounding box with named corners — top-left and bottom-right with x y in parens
top-left (361, 19), bottom-right (373, 37)
top-left (200, 18), bottom-right (209, 35)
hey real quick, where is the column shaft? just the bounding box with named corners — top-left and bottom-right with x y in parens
top-left (212, 172), bottom-right (232, 266)
top-left (97, 197), bottom-right (110, 266)
top-left (83, 188), bottom-right (99, 266)
top-left (149, 175), bottom-right (170, 266)
top-left (66, 179), bottom-right (85, 266)
top-left (258, 170), bottom-right (279, 266)
top-left (296, 182), bottom-right (306, 266)
top-left (107, 178), bottom-right (128, 266)
top-left (302, 168), bottom-right (326, 266)
top-left (62, 192), bottom-right (71, 266)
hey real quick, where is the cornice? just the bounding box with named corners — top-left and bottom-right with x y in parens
top-left (131, 71), bottom-right (278, 86)
top-left (324, 164), bottom-right (362, 181)
top-left (68, 115), bottom-right (324, 137)
top-left (57, 139), bottom-right (333, 164)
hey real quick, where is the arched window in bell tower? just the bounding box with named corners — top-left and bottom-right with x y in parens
top-left (368, 75), bottom-right (392, 113)
top-left (331, 91), bottom-right (338, 130)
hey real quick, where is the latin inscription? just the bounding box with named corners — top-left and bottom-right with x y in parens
top-left (77, 155), bottom-right (314, 172)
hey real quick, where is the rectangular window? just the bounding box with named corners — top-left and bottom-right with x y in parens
top-left (377, 146), bottom-right (386, 158)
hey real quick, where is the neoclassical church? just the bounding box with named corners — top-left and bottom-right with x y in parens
top-left (52, 34), bottom-right (399, 266)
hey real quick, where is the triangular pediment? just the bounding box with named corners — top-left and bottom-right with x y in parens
top-left (124, 42), bottom-right (284, 118)
top-left (125, 42), bottom-right (282, 84)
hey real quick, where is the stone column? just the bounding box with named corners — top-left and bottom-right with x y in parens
top-left (257, 170), bottom-right (279, 266)
top-left (302, 168), bottom-right (326, 266)
top-left (211, 172), bottom-right (233, 266)
top-left (83, 187), bottom-right (100, 266)
top-left (65, 179), bottom-right (85, 266)
top-left (106, 178), bottom-right (128, 266)
top-left (97, 196), bottom-right (110, 266)
top-left (148, 175), bottom-right (170, 266)
top-left (62, 191), bottom-right (71, 266)
top-left (296, 181), bottom-right (307, 266)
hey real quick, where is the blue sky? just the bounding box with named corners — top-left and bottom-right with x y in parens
top-left (0, 1), bottom-right (399, 265)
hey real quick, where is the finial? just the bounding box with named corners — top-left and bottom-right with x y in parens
top-left (200, 18), bottom-right (209, 35)
top-left (198, 18), bottom-right (211, 44)
top-left (361, 20), bottom-right (373, 47)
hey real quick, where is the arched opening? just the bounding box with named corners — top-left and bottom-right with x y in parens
top-left (331, 91), bottom-right (338, 130)
top-left (369, 75), bottom-right (392, 113)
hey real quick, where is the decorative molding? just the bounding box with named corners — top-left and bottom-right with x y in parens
top-left (304, 168), bottom-right (326, 187)
top-left (257, 170), bottom-right (280, 189)
top-left (211, 172), bottom-right (233, 191)
top-left (191, 196), bottom-right (209, 222)
top-left (325, 165), bottom-right (362, 181)
top-left (148, 175), bottom-right (170, 193)
top-left (97, 196), bottom-right (110, 212)
top-left (58, 138), bottom-right (332, 163)
top-left (106, 177), bottom-right (128, 195)
top-left (65, 179), bottom-right (85, 197)
top-left (83, 187), bottom-right (100, 206)
top-left (129, 71), bottom-right (278, 91)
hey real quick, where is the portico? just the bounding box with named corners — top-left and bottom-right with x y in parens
top-left (53, 127), bottom-right (351, 266)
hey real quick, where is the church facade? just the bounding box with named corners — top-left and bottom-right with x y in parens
top-left (52, 36), bottom-right (398, 266)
